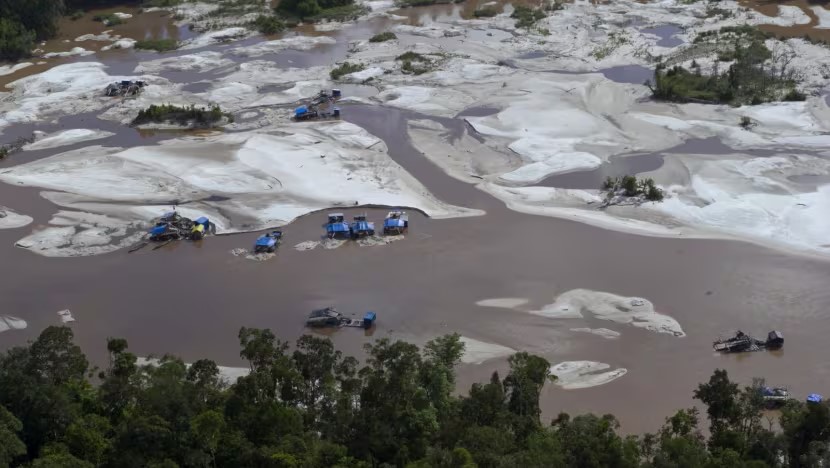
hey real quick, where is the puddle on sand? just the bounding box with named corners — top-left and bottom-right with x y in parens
top-left (517, 50), bottom-right (547, 60)
top-left (541, 153), bottom-right (665, 189)
top-left (600, 65), bottom-right (653, 84)
top-left (456, 105), bottom-right (501, 118)
top-left (640, 25), bottom-right (684, 47)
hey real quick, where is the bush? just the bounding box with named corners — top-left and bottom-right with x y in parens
top-left (135, 38), bottom-right (178, 52)
top-left (511, 6), bottom-right (545, 29)
top-left (369, 31), bottom-right (396, 42)
top-left (396, 51), bottom-right (425, 61)
top-left (278, 0), bottom-right (365, 20)
top-left (0, 147), bottom-right (8, 160)
top-left (330, 62), bottom-right (364, 80)
top-left (251, 15), bottom-right (285, 34)
top-left (69, 10), bottom-right (84, 21)
top-left (783, 88), bottom-right (806, 101)
top-left (92, 14), bottom-right (124, 26)
top-left (473, 6), bottom-right (499, 17)
top-left (601, 175), bottom-right (665, 203)
top-left (0, 18), bottom-right (35, 61)
top-left (739, 115), bottom-right (753, 129)
top-left (132, 104), bottom-right (231, 126)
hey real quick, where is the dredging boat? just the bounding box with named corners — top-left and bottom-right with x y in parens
top-left (713, 330), bottom-right (784, 353)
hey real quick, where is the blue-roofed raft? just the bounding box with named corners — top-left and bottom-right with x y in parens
top-left (325, 213), bottom-right (351, 239)
top-left (383, 210), bottom-right (409, 235)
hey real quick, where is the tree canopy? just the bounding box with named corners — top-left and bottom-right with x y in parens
top-left (0, 326), bottom-right (827, 467)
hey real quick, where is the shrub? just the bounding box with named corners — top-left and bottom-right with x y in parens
top-left (132, 104), bottom-right (231, 126)
top-left (473, 6), bottom-right (499, 17)
top-left (783, 88), bottom-right (806, 101)
top-left (739, 115), bottom-right (753, 129)
top-left (135, 38), bottom-right (178, 52)
top-left (69, 10), bottom-right (84, 21)
top-left (0, 18), bottom-right (35, 61)
top-left (369, 31), bottom-right (396, 42)
top-left (396, 51), bottom-right (425, 61)
top-left (330, 62), bottom-right (364, 80)
top-left (601, 175), bottom-right (665, 203)
top-left (92, 14), bottom-right (124, 26)
top-left (251, 15), bottom-right (285, 34)
top-left (511, 6), bottom-right (545, 29)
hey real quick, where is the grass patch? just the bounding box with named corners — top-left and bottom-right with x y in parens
top-left (592, 31), bottom-right (628, 60)
top-left (396, 51), bottom-right (434, 75)
top-left (251, 15), bottom-right (285, 34)
top-left (473, 6), bottom-right (499, 17)
top-left (511, 6), bottom-right (545, 29)
top-left (132, 104), bottom-right (232, 127)
top-left (330, 62), bottom-right (364, 80)
top-left (369, 31), bottom-right (397, 42)
top-left (135, 38), bottom-right (179, 52)
top-left (92, 14), bottom-right (124, 26)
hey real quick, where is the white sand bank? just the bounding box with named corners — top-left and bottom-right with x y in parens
top-left (0, 316), bottom-right (27, 333)
top-left (1, 122), bottom-right (479, 256)
top-left (534, 289), bottom-right (685, 337)
top-left (550, 361), bottom-right (627, 389)
top-left (0, 207), bottom-right (33, 229)
top-left (24, 129), bottom-right (114, 151)
top-left (460, 336), bottom-right (516, 364)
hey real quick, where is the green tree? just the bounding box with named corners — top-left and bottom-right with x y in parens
top-left (0, 18), bottom-right (35, 61)
top-left (63, 414), bottom-right (112, 466)
top-left (191, 410), bottom-right (225, 467)
top-left (0, 405), bottom-right (26, 467)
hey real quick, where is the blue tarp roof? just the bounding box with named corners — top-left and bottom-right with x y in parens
top-left (384, 218), bottom-right (405, 228)
top-left (195, 216), bottom-right (208, 224)
top-left (352, 221), bottom-right (373, 231)
top-left (150, 225), bottom-right (167, 235)
top-left (364, 311), bottom-right (376, 321)
top-left (256, 236), bottom-right (275, 246)
top-left (808, 394), bottom-right (823, 403)
top-left (295, 106), bottom-right (308, 114)
top-left (327, 223), bottom-right (349, 232)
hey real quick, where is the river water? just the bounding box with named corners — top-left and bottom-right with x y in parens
top-left (1, 4), bottom-right (830, 434)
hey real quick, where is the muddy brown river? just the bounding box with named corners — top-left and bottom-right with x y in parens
top-left (2, 4), bottom-right (830, 434)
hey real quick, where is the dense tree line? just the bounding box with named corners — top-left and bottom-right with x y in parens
top-left (1, 326), bottom-right (829, 467)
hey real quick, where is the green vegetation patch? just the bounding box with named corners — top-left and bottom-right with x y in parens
top-left (473, 6), bottom-right (499, 17)
top-left (0, 18), bottom-right (36, 61)
top-left (307, 3), bottom-right (369, 21)
top-left (395, 51), bottom-right (437, 75)
top-left (330, 61), bottom-right (365, 80)
top-left (132, 104), bottom-right (232, 127)
top-left (278, 0), bottom-right (367, 21)
top-left (369, 31), bottom-right (397, 42)
top-left (92, 13), bottom-right (124, 26)
top-left (511, 5), bottom-right (545, 29)
top-left (601, 175), bottom-right (664, 203)
top-left (650, 27), bottom-right (800, 105)
top-left (251, 15), bottom-right (285, 34)
top-left (135, 38), bottom-right (179, 52)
